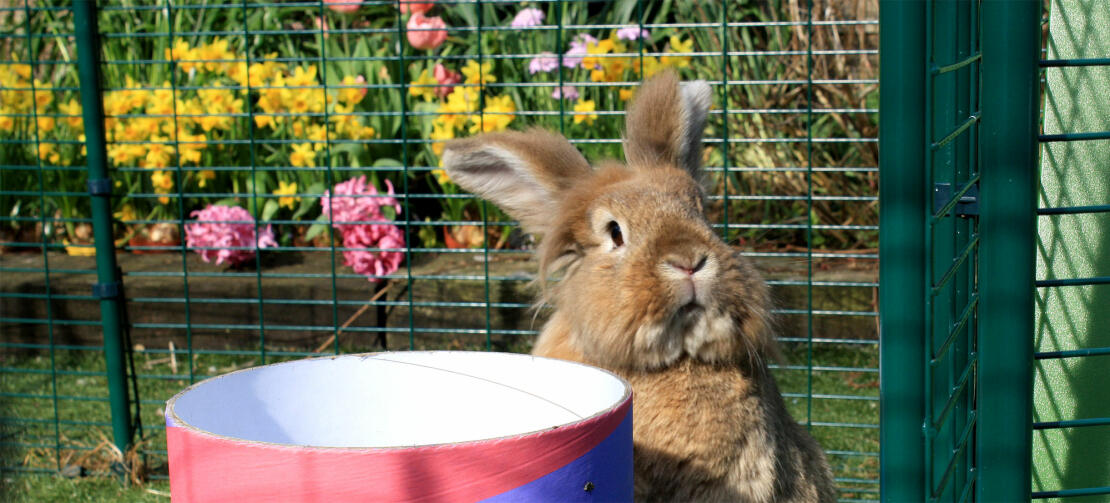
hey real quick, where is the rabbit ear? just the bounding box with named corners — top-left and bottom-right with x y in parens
top-left (442, 129), bottom-right (591, 234)
top-left (624, 70), bottom-right (712, 177)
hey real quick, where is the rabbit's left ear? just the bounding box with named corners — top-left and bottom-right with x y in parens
top-left (441, 129), bottom-right (591, 236)
top-left (623, 70), bottom-right (712, 177)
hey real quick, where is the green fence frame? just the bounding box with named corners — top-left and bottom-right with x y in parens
top-left (880, 0), bottom-right (1041, 501)
top-left (2, 0), bottom-right (881, 497)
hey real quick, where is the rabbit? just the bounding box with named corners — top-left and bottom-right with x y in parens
top-left (441, 69), bottom-right (836, 503)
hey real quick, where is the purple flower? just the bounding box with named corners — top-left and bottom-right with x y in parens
top-left (185, 204), bottom-right (276, 266)
top-left (616, 26), bottom-right (649, 41)
top-left (528, 52), bottom-right (559, 74)
top-left (552, 85), bottom-right (579, 101)
top-left (564, 33), bottom-right (598, 68)
top-left (511, 7), bottom-right (544, 29)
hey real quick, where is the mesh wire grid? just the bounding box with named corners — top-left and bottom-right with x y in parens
top-left (0, 0), bottom-right (879, 499)
top-left (1032, 0), bottom-right (1110, 499)
top-left (920, 1), bottom-right (979, 500)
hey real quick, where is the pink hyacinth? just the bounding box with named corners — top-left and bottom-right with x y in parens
top-left (551, 85), bottom-right (579, 101)
top-left (616, 26), bottom-right (649, 41)
top-left (564, 33), bottom-right (598, 68)
top-left (528, 52), bottom-right (559, 74)
top-left (341, 223), bottom-right (405, 280)
top-left (321, 176), bottom-right (405, 282)
top-left (185, 204), bottom-right (276, 266)
top-left (511, 7), bottom-right (544, 28)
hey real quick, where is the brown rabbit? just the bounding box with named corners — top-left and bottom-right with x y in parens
top-left (442, 70), bottom-right (836, 503)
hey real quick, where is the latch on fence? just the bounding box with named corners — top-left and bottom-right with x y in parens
top-left (87, 178), bottom-right (112, 196)
top-left (933, 182), bottom-right (979, 218)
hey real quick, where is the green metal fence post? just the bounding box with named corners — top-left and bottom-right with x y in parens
top-left (978, 0), bottom-right (1040, 500)
top-left (878, 0), bottom-right (928, 500)
top-left (73, 0), bottom-right (134, 462)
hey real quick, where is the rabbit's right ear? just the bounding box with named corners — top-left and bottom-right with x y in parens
top-left (442, 129), bottom-right (591, 235)
top-left (624, 69), bottom-right (712, 178)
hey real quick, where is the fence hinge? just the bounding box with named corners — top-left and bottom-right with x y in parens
top-left (87, 178), bottom-right (113, 196)
top-left (934, 182), bottom-right (979, 217)
top-left (93, 281), bottom-right (122, 299)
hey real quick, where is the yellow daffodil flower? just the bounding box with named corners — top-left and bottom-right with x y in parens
top-left (460, 60), bottom-right (496, 88)
top-left (290, 142), bottom-right (316, 168)
top-left (573, 99), bottom-right (598, 125)
top-left (273, 180), bottom-right (300, 210)
top-left (409, 69), bottom-right (438, 102)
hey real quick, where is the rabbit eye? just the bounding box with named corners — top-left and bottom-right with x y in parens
top-left (608, 221), bottom-right (624, 247)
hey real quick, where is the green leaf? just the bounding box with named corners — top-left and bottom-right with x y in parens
top-left (456, 4), bottom-right (478, 28)
top-left (261, 200), bottom-right (280, 222)
top-left (372, 158), bottom-right (404, 168)
top-left (305, 223), bottom-right (329, 243)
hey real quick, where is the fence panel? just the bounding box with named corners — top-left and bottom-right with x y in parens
top-left (1033, 0), bottom-right (1110, 500)
top-left (2, 1), bottom-right (880, 499)
top-left (880, 0), bottom-right (1041, 501)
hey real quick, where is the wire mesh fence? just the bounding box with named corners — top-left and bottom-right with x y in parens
top-left (1, 0), bottom-right (879, 499)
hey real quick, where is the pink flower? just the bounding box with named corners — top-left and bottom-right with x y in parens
top-left (321, 176), bottom-right (405, 282)
top-left (552, 85), bottom-right (579, 101)
top-left (564, 33), bottom-right (597, 68)
top-left (399, 0), bottom-right (433, 15)
top-left (616, 26), bottom-right (649, 41)
top-left (324, 0), bottom-right (362, 13)
top-left (341, 222), bottom-right (405, 281)
top-left (406, 12), bottom-right (448, 51)
top-left (511, 7), bottom-right (544, 28)
top-left (433, 63), bottom-right (462, 98)
top-left (314, 16), bottom-right (330, 39)
top-left (528, 52), bottom-right (559, 74)
top-left (185, 204), bottom-right (276, 266)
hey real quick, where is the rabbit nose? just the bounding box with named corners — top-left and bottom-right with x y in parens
top-left (666, 255), bottom-right (707, 276)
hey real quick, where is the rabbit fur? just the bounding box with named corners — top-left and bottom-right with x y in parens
top-left (442, 70), bottom-right (836, 503)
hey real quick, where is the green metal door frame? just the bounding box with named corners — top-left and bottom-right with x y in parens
top-left (880, 1), bottom-right (1040, 501)
top-left (878, 0), bottom-right (928, 500)
top-left (977, 0), bottom-right (1039, 499)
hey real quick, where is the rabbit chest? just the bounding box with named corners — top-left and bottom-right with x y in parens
top-left (621, 359), bottom-right (783, 502)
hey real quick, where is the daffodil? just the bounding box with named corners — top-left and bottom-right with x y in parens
top-left (429, 121), bottom-right (455, 156)
top-left (431, 168), bottom-right (452, 185)
top-left (143, 135), bottom-right (173, 169)
top-left (634, 55), bottom-right (665, 78)
top-left (37, 143), bottom-right (60, 164)
top-left (409, 69), bottom-right (438, 102)
top-left (460, 60), bottom-right (496, 88)
top-left (151, 170), bottom-right (174, 190)
top-left (573, 99), bottom-right (598, 125)
top-left (273, 180), bottom-right (300, 210)
top-left (468, 95), bottom-right (515, 134)
top-left (151, 170), bottom-right (175, 204)
top-left (36, 116), bottom-right (55, 134)
top-left (335, 75), bottom-right (367, 106)
top-left (197, 170), bottom-right (216, 188)
top-left (290, 142), bottom-right (316, 168)
top-left (662, 36), bottom-right (694, 69)
top-left (58, 98), bottom-right (83, 129)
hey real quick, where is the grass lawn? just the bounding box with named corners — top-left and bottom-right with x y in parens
top-left (2, 341), bottom-right (878, 501)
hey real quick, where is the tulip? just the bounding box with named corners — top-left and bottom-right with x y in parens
top-left (407, 12), bottom-right (448, 51)
top-left (433, 63), bottom-right (462, 98)
top-left (399, 1), bottom-right (434, 15)
top-left (324, 0), bottom-right (362, 14)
